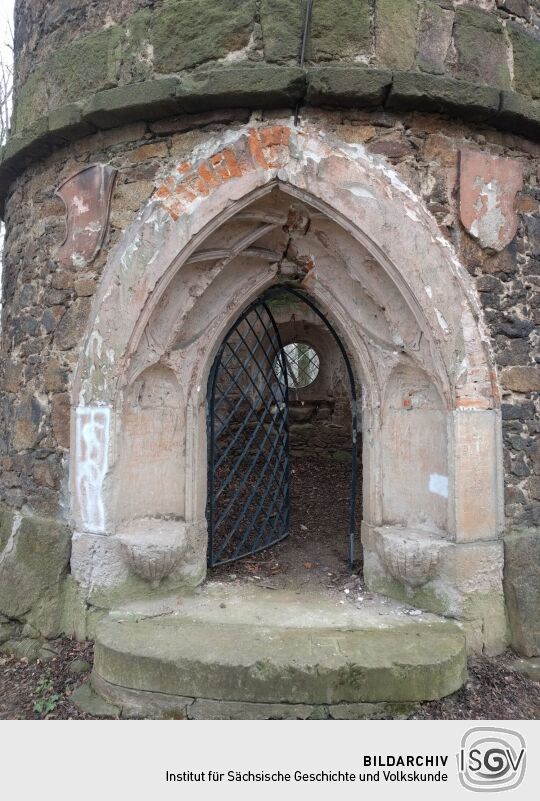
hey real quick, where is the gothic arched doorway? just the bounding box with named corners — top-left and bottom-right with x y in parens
top-left (206, 286), bottom-right (359, 572)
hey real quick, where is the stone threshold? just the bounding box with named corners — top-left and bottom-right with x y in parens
top-left (90, 584), bottom-right (467, 718)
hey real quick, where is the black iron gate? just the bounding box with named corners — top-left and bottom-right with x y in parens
top-left (207, 287), bottom-right (358, 569)
top-left (206, 300), bottom-right (290, 567)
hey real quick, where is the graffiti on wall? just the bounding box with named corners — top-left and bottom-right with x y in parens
top-left (75, 406), bottom-right (110, 533)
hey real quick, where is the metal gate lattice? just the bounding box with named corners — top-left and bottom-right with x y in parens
top-left (206, 301), bottom-right (289, 567)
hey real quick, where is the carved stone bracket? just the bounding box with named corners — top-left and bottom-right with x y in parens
top-left (116, 519), bottom-right (188, 589)
top-left (375, 526), bottom-right (452, 589)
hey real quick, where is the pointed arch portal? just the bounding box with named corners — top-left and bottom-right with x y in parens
top-left (206, 285), bottom-right (358, 569)
top-left (69, 121), bottom-right (506, 651)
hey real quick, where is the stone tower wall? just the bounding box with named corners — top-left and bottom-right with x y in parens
top-left (0, 1), bottom-right (538, 654)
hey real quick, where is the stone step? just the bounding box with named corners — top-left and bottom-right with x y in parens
top-left (92, 585), bottom-right (467, 716)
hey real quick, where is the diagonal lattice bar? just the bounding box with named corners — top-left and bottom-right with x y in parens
top-left (207, 301), bottom-right (289, 567)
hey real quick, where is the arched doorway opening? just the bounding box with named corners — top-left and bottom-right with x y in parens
top-left (206, 285), bottom-right (360, 585)
top-left (70, 122), bottom-right (506, 654)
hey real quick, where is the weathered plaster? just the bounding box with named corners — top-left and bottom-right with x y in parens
top-left (65, 121), bottom-right (505, 649)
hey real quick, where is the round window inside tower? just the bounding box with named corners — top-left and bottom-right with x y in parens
top-left (275, 342), bottom-right (320, 389)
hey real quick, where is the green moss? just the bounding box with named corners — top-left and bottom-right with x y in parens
top-left (261, 0), bottom-right (305, 63)
top-left (375, 0), bottom-right (418, 71)
top-left (0, 507), bottom-right (71, 638)
top-left (510, 26), bottom-right (540, 99)
top-left (48, 26), bottom-right (125, 105)
top-left (12, 67), bottom-right (49, 134)
top-left (122, 9), bottom-right (155, 82)
top-left (455, 7), bottom-right (502, 33)
top-left (13, 26), bottom-right (125, 134)
top-left (453, 10), bottom-right (510, 89)
top-left (153, 0), bottom-right (256, 73)
top-left (310, 0), bottom-right (371, 61)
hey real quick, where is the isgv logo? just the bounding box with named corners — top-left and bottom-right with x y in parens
top-left (457, 727), bottom-right (526, 792)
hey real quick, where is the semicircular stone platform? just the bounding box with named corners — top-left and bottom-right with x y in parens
top-left (91, 584), bottom-right (467, 719)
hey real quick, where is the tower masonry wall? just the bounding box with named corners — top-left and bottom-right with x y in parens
top-left (0, 1), bottom-right (538, 656)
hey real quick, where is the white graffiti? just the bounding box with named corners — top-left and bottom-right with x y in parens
top-left (75, 406), bottom-right (111, 532)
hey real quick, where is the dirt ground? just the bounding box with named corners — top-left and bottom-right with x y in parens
top-left (212, 450), bottom-right (363, 589)
top-left (1, 640), bottom-right (539, 720)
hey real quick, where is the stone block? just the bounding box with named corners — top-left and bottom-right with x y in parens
top-left (417, 1), bottom-right (454, 75)
top-left (51, 393), bottom-right (70, 449)
top-left (0, 507), bottom-right (71, 637)
top-left (94, 614), bottom-right (466, 704)
top-left (387, 72), bottom-right (500, 120)
top-left (499, 86), bottom-right (540, 137)
top-left (129, 142), bottom-right (169, 163)
top-left (70, 682), bottom-right (120, 718)
top-left (306, 66), bottom-right (392, 108)
top-left (152, 0), bottom-right (256, 73)
top-left (375, 0), bottom-right (418, 71)
top-left (504, 528), bottom-right (540, 656)
top-left (509, 25), bottom-right (540, 99)
top-left (53, 297), bottom-right (91, 351)
top-left (452, 409), bottom-right (502, 542)
top-left (188, 698), bottom-right (314, 720)
top-left (453, 7), bottom-right (511, 89)
top-left (83, 79), bottom-right (181, 129)
top-left (71, 525), bottom-right (206, 608)
top-left (261, 0), bottom-right (304, 63)
top-left (176, 65), bottom-right (305, 112)
top-left (48, 103), bottom-right (97, 141)
top-left (328, 702), bottom-right (415, 720)
top-left (310, 0), bottom-right (371, 61)
top-left (362, 523), bottom-right (508, 655)
top-left (92, 672), bottom-right (192, 719)
top-left (497, 0), bottom-right (531, 20)
top-left (12, 393), bottom-right (45, 451)
top-left (501, 366), bottom-right (540, 393)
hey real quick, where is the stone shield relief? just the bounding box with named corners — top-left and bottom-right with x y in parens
top-left (56, 164), bottom-right (117, 270)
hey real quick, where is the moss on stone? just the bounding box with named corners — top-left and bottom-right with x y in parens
top-left (12, 67), bottom-right (49, 134)
top-left (122, 9), bottom-right (155, 83)
top-left (176, 64), bottom-right (305, 112)
top-left (375, 0), bottom-right (418, 71)
top-left (455, 6), bottom-right (502, 34)
top-left (83, 78), bottom-right (180, 128)
top-left (48, 26), bottom-right (125, 106)
top-left (453, 9), bottom-right (510, 89)
top-left (388, 72), bottom-right (501, 119)
top-left (153, 0), bottom-right (256, 73)
top-left (13, 26), bottom-right (124, 135)
top-left (0, 505), bottom-right (14, 553)
top-left (0, 507), bottom-right (71, 638)
top-left (306, 65), bottom-right (392, 107)
top-left (509, 25), bottom-right (540, 100)
top-left (310, 0), bottom-right (371, 61)
top-left (260, 0), bottom-right (305, 63)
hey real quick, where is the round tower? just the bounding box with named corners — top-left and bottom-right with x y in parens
top-left (1, 1), bottom-right (539, 715)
